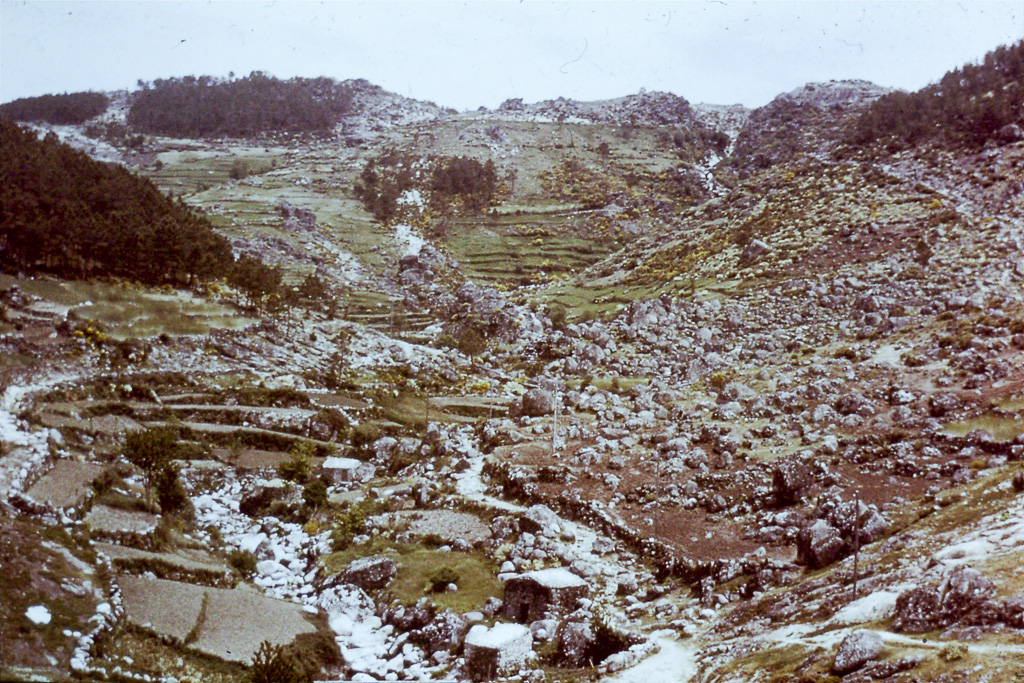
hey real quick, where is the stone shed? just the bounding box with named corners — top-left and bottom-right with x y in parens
top-left (464, 623), bottom-right (532, 681)
top-left (503, 568), bottom-right (589, 623)
top-left (321, 456), bottom-right (367, 485)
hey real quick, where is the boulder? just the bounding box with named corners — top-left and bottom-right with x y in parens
top-left (721, 381), bottom-right (757, 402)
top-left (997, 123), bottom-right (1023, 143)
top-left (464, 622), bottom-right (532, 681)
top-left (739, 238), bottom-right (770, 264)
top-left (832, 630), bottom-right (883, 674)
top-left (519, 504), bottom-right (561, 536)
top-left (411, 611), bottom-right (468, 653)
top-left (928, 392), bottom-right (962, 418)
top-left (490, 515), bottom-right (517, 542)
top-left (796, 520), bottom-right (845, 569)
top-left (343, 555), bottom-right (397, 591)
top-left (893, 568), bottom-right (997, 633)
top-left (522, 388), bottom-right (554, 417)
top-left (558, 621), bottom-right (595, 666)
top-left (773, 458), bottom-right (813, 506)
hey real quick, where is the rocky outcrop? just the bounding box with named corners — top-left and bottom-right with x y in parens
top-left (892, 568), bottom-right (1008, 633)
top-left (342, 555), bottom-right (397, 592)
top-left (832, 630), bottom-right (884, 674)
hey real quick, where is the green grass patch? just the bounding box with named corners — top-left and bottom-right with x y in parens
top-left (322, 541), bottom-right (502, 613)
top-left (942, 413), bottom-right (1024, 441)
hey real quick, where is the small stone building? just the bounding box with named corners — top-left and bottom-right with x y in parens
top-left (503, 568), bottom-right (589, 623)
top-left (321, 456), bottom-right (363, 485)
top-left (464, 623), bottom-right (532, 681)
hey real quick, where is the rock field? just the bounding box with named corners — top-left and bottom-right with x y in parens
top-left (2, 71), bottom-right (1023, 683)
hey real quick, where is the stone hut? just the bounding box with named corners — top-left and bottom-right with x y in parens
top-left (321, 456), bottom-right (364, 485)
top-left (464, 623), bottom-right (532, 681)
top-left (503, 568), bottom-right (589, 623)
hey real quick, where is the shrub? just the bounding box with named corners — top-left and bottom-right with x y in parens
top-left (302, 479), bottom-right (328, 510)
top-left (456, 326), bottom-right (487, 356)
top-left (350, 423), bottom-right (383, 453)
top-left (239, 487), bottom-right (277, 518)
top-left (546, 304), bottom-right (568, 330)
top-left (91, 466), bottom-right (125, 496)
top-left (940, 642), bottom-right (968, 662)
top-left (833, 347), bottom-right (861, 362)
top-left (706, 370), bottom-right (733, 392)
top-left (281, 631), bottom-right (342, 683)
top-left (174, 440), bottom-right (213, 460)
top-left (228, 548), bottom-right (258, 576)
top-left (279, 441), bottom-right (315, 483)
top-left (248, 641), bottom-right (306, 683)
top-left (206, 525), bottom-right (224, 545)
top-left (153, 464), bottom-right (194, 519)
top-left (123, 427), bottom-right (178, 503)
top-left (151, 515), bottom-right (182, 552)
top-left (330, 503), bottom-right (368, 551)
top-left (229, 159), bottom-right (250, 180)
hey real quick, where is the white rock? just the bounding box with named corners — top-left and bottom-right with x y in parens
top-left (25, 605), bottom-right (51, 624)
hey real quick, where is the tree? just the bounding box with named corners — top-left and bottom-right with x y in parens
top-left (302, 479), bottom-right (328, 510)
top-left (126, 73), bottom-right (353, 138)
top-left (123, 427), bottom-right (177, 506)
top-left (153, 463), bottom-right (194, 518)
top-left (1, 117), bottom-right (257, 287)
top-left (0, 92), bottom-right (109, 125)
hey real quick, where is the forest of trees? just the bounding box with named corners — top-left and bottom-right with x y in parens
top-left (0, 92), bottom-right (109, 125)
top-left (848, 40), bottom-right (1024, 151)
top-left (354, 151), bottom-right (499, 222)
top-left (0, 117), bottom-right (280, 302)
top-left (127, 73), bottom-right (353, 138)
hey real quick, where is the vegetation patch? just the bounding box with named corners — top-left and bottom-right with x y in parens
top-left (322, 542), bottom-right (502, 613)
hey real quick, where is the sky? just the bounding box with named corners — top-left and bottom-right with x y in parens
top-left (1, 1), bottom-right (1022, 111)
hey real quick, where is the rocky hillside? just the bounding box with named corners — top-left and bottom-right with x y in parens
top-left (2, 43), bottom-right (1023, 683)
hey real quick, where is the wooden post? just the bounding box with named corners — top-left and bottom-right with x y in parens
top-left (852, 490), bottom-right (860, 601)
top-left (655, 459), bottom-right (661, 539)
top-left (552, 392), bottom-right (559, 455)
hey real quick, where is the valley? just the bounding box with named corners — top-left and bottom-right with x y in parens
top-left (1, 64), bottom-right (1023, 683)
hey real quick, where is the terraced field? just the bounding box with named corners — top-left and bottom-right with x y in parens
top-left (446, 219), bottom-right (615, 287)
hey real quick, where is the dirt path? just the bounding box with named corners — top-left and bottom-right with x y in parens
top-left (603, 633), bottom-right (699, 683)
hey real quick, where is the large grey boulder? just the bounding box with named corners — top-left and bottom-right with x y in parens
top-left (519, 504), bottom-right (561, 536)
top-left (343, 555), bottom-right (397, 591)
top-left (833, 630), bottom-right (883, 674)
top-left (772, 458), bottom-right (813, 506)
top-left (796, 519), bottom-right (845, 569)
top-left (411, 610), bottom-right (469, 653)
top-left (558, 621), bottom-right (595, 666)
top-left (522, 388), bottom-right (554, 416)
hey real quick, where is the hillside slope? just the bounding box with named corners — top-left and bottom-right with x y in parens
top-left (1, 45), bottom-right (1023, 683)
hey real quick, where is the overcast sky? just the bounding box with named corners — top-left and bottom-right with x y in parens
top-left (2, 1), bottom-right (1022, 110)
